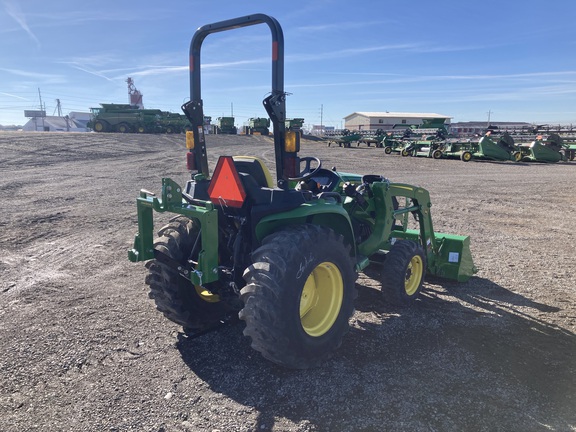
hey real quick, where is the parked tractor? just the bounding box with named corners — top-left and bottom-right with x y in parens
top-left (128, 14), bottom-right (476, 369)
top-left (564, 139), bottom-right (576, 161)
top-left (402, 138), bottom-right (445, 158)
top-left (379, 133), bottom-right (408, 154)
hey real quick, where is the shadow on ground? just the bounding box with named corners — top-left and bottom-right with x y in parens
top-left (176, 276), bottom-right (576, 431)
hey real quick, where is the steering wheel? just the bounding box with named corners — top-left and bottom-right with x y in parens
top-left (288, 156), bottom-right (322, 182)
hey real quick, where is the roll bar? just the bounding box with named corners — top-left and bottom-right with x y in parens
top-left (182, 14), bottom-right (294, 184)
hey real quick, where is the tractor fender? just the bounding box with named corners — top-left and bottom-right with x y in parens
top-left (254, 201), bottom-right (356, 257)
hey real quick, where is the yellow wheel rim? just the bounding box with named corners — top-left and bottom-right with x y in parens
top-left (463, 152), bottom-right (471, 161)
top-left (195, 285), bottom-right (220, 303)
top-left (94, 123), bottom-right (103, 132)
top-left (405, 255), bottom-right (424, 296)
top-left (299, 262), bottom-right (343, 337)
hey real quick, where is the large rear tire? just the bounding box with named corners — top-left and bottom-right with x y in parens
top-left (240, 224), bottom-right (357, 369)
top-left (145, 216), bottom-right (231, 331)
top-left (381, 240), bottom-right (426, 306)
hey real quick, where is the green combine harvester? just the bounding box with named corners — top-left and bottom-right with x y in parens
top-left (245, 117), bottom-right (270, 135)
top-left (285, 118), bottom-right (305, 136)
top-left (89, 103), bottom-right (191, 134)
top-left (215, 116), bottom-right (237, 134)
top-left (128, 14), bottom-right (476, 369)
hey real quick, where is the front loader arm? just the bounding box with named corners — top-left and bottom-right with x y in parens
top-left (356, 180), bottom-right (475, 282)
top-left (357, 182), bottom-right (438, 259)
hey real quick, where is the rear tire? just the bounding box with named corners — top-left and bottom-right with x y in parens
top-left (145, 216), bottom-right (231, 331)
top-left (240, 224), bottom-right (357, 369)
top-left (384, 146), bottom-right (392, 154)
top-left (381, 240), bottom-right (426, 306)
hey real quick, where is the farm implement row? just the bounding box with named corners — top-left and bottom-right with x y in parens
top-left (331, 130), bottom-right (575, 163)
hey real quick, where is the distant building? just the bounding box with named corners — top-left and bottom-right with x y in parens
top-left (23, 111), bottom-right (90, 132)
top-left (68, 111), bottom-right (92, 129)
top-left (344, 112), bottom-right (452, 131)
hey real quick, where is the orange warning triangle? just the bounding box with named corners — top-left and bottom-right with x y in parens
top-left (208, 156), bottom-right (246, 208)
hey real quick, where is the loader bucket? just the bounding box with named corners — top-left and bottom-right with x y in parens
top-left (391, 229), bottom-right (476, 282)
top-left (432, 232), bottom-right (476, 282)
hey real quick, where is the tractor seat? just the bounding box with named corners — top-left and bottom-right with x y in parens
top-left (232, 156), bottom-right (274, 188)
top-left (231, 156), bottom-right (311, 209)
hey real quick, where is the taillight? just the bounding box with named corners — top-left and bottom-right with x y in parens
top-left (186, 151), bottom-right (196, 171)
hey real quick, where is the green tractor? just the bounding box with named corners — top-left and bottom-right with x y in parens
top-left (128, 14), bottom-right (476, 369)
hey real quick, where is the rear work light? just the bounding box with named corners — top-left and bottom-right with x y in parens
top-left (186, 130), bottom-right (195, 149)
top-left (285, 130), bottom-right (300, 153)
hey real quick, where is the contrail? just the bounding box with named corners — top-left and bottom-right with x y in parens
top-left (3, 0), bottom-right (40, 47)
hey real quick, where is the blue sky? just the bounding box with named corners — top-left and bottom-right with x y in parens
top-left (1, 0), bottom-right (575, 128)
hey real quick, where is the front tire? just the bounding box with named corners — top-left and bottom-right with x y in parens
top-left (240, 225), bottom-right (357, 369)
top-left (93, 120), bottom-right (108, 132)
top-left (145, 216), bottom-right (231, 331)
top-left (381, 240), bottom-right (426, 306)
top-left (461, 151), bottom-right (472, 162)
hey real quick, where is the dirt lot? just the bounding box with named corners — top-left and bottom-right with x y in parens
top-left (0, 131), bottom-right (574, 432)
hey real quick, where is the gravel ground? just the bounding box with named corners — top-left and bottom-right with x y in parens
top-left (0, 131), bottom-right (575, 432)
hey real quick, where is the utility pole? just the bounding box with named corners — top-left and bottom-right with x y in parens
top-left (320, 104), bottom-right (323, 135)
top-left (487, 110), bottom-right (492, 127)
top-left (55, 99), bottom-right (62, 117)
top-left (38, 88), bottom-right (46, 131)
